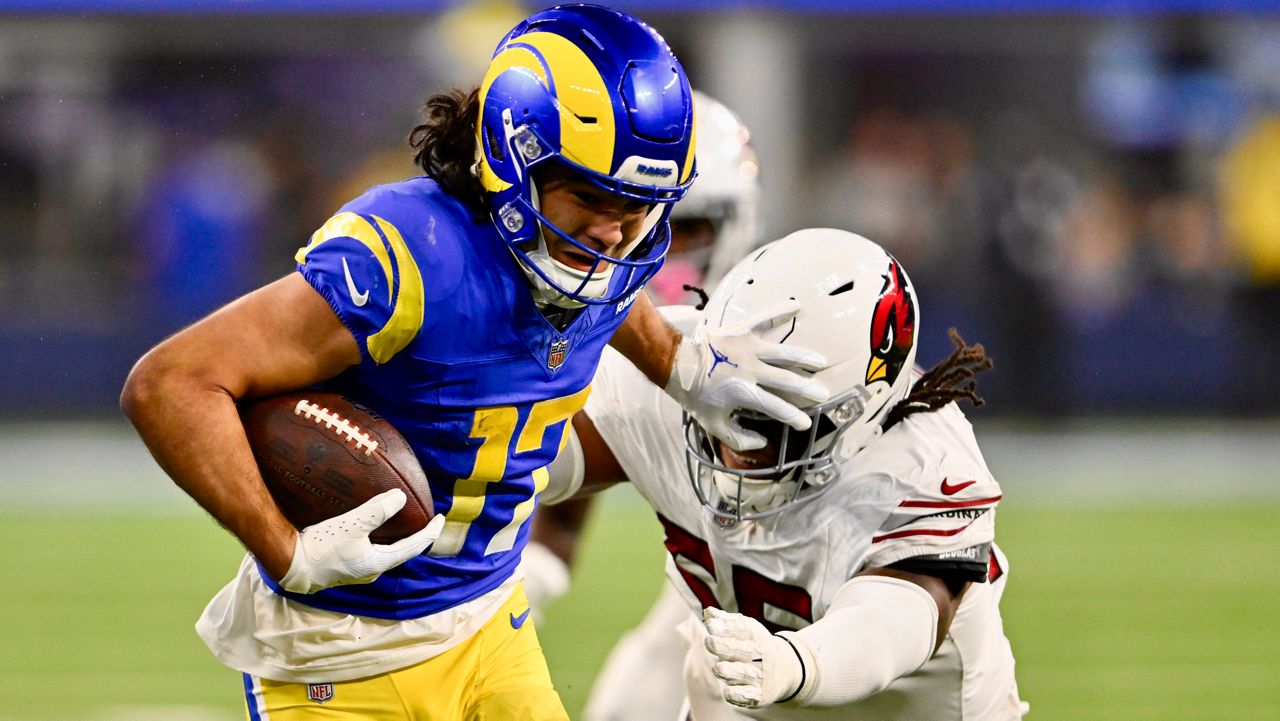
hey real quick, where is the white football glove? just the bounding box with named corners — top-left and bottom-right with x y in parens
top-left (703, 607), bottom-right (805, 708)
top-left (666, 300), bottom-right (828, 452)
top-left (279, 488), bottom-right (446, 595)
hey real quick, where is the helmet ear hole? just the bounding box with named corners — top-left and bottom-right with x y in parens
top-left (485, 125), bottom-right (505, 164)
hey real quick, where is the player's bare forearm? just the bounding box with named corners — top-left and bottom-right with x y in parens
top-left (121, 363), bottom-right (297, 576)
top-left (121, 274), bottom-right (362, 580)
top-left (610, 291), bottom-right (681, 388)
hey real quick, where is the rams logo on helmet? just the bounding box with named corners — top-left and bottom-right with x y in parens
top-left (636, 164), bottom-right (675, 178)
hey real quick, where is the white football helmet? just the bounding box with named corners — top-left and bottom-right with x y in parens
top-left (683, 228), bottom-right (920, 522)
top-left (646, 91), bottom-right (763, 306)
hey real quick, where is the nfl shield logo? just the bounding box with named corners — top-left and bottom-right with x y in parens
top-left (547, 338), bottom-right (568, 371)
top-left (713, 499), bottom-right (739, 529)
top-left (307, 683), bottom-right (335, 704)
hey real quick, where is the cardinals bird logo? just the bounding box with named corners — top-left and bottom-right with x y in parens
top-left (866, 259), bottom-right (916, 386)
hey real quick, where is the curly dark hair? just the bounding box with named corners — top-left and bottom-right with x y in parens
top-left (408, 87), bottom-right (486, 214)
top-left (882, 328), bottom-right (994, 430)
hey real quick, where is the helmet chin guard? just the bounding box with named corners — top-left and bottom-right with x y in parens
top-left (503, 163), bottom-right (675, 308)
top-left (682, 387), bottom-right (871, 523)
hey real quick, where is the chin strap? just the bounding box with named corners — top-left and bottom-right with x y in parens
top-left (511, 228), bottom-right (619, 309)
top-left (516, 250), bottom-right (587, 309)
top-left (512, 184), bottom-right (584, 309)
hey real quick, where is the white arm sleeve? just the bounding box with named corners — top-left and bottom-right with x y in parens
top-left (540, 424), bottom-right (585, 506)
top-left (778, 575), bottom-right (939, 707)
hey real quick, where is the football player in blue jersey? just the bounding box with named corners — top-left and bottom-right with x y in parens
top-left (120, 4), bottom-right (827, 720)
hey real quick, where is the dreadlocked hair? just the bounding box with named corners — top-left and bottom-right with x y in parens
top-left (408, 87), bottom-right (485, 215)
top-left (682, 284), bottom-right (710, 310)
top-left (882, 328), bottom-right (993, 430)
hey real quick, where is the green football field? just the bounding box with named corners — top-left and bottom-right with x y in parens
top-left (1, 495), bottom-right (1278, 721)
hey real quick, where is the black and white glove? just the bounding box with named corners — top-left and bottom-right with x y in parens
top-left (280, 488), bottom-right (446, 594)
top-left (666, 300), bottom-right (828, 451)
top-left (703, 607), bottom-right (806, 708)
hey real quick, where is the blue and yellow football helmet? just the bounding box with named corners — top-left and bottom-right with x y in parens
top-left (476, 3), bottom-right (697, 307)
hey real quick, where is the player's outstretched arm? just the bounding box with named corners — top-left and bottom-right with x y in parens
top-left (607, 291), bottom-right (682, 387)
top-left (702, 568), bottom-right (967, 709)
top-left (611, 292), bottom-right (830, 452)
top-left (120, 274), bottom-right (363, 582)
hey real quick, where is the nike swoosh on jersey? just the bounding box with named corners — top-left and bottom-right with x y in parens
top-left (940, 478), bottom-right (977, 496)
top-left (342, 257), bottom-right (370, 307)
top-left (510, 608), bottom-right (532, 629)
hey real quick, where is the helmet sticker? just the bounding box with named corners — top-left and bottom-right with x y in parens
top-left (866, 260), bottom-right (916, 386)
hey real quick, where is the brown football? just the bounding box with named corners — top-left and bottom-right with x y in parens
top-left (239, 391), bottom-right (433, 544)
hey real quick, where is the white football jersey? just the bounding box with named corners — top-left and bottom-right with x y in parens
top-left (584, 347), bottom-right (1024, 720)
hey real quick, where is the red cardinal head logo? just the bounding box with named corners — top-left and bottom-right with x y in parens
top-left (866, 259), bottom-right (916, 386)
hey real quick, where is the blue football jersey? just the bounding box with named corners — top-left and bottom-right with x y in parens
top-left (259, 177), bottom-right (647, 620)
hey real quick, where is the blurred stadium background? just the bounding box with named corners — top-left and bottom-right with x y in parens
top-left (2, 1), bottom-right (1279, 719)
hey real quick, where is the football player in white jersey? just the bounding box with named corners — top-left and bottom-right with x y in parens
top-left (538, 228), bottom-right (1028, 720)
top-left (644, 91), bottom-right (762, 308)
top-left (522, 90), bottom-right (765, 721)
